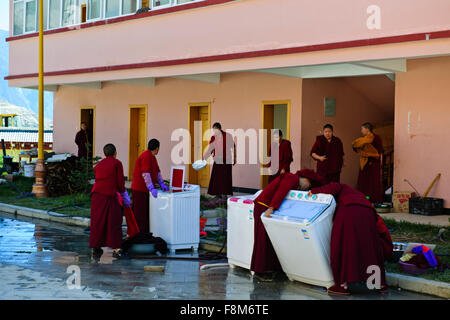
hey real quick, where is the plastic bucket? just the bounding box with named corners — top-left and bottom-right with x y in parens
top-left (24, 164), bottom-right (36, 177)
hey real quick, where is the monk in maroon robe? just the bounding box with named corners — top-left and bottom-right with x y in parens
top-left (90, 143), bottom-right (131, 259)
top-left (353, 122), bottom-right (384, 204)
top-left (267, 130), bottom-right (293, 183)
top-left (309, 182), bottom-right (393, 295)
top-left (310, 124), bottom-right (344, 183)
top-left (203, 122), bottom-right (236, 198)
top-left (75, 122), bottom-right (89, 158)
top-left (131, 139), bottom-right (168, 233)
top-left (250, 169), bottom-right (325, 280)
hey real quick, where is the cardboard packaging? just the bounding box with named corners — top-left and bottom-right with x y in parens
top-left (393, 191), bottom-right (416, 213)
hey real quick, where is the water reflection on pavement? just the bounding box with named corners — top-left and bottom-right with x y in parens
top-left (0, 212), bottom-right (441, 300)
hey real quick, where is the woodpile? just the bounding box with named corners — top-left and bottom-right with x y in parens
top-left (45, 155), bottom-right (80, 197)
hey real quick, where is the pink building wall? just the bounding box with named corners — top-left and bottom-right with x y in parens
top-left (8, 0), bottom-right (450, 77)
top-left (53, 72), bottom-right (302, 189)
top-left (394, 56), bottom-right (450, 207)
top-left (301, 77), bottom-right (393, 187)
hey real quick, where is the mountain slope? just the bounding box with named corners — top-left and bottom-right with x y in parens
top-left (0, 29), bottom-right (54, 120)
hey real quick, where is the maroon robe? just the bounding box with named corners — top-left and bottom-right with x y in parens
top-left (251, 173), bottom-right (299, 273)
top-left (131, 150), bottom-right (161, 233)
top-left (311, 182), bottom-right (390, 288)
top-left (310, 135), bottom-right (344, 183)
top-left (207, 130), bottom-right (235, 196)
top-left (356, 133), bottom-right (384, 204)
top-left (75, 129), bottom-right (88, 158)
top-left (268, 139), bottom-right (294, 183)
top-left (131, 190), bottom-right (150, 233)
top-left (89, 156), bottom-right (126, 249)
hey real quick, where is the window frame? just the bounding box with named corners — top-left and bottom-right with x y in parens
top-left (150, 0), bottom-right (172, 10)
top-left (87, 0), bottom-right (103, 22)
top-left (61, 0), bottom-right (77, 27)
top-left (13, 0), bottom-right (38, 35)
top-left (121, 0), bottom-right (139, 16)
top-left (102, 0), bottom-right (140, 20)
top-left (12, 0), bottom-right (207, 35)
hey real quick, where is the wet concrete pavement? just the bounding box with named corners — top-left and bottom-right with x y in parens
top-left (0, 212), bottom-right (442, 300)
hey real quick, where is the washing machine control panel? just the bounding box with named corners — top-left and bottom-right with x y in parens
top-left (286, 190), bottom-right (333, 204)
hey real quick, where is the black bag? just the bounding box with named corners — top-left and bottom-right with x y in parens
top-left (121, 232), bottom-right (168, 254)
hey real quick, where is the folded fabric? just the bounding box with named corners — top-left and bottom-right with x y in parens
top-left (400, 253), bottom-right (416, 262)
top-left (412, 245), bottom-right (439, 268)
top-left (351, 133), bottom-right (380, 170)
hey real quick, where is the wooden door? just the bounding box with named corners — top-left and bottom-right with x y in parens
top-left (198, 106), bottom-right (210, 187)
top-left (129, 106), bottom-right (147, 179)
top-left (189, 104), bottom-right (210, 187)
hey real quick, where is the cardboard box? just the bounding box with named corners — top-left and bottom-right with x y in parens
top-left (393, 191), bottom-right (416, 213)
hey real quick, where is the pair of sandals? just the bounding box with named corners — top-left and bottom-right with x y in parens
top-left (91, 248), bottom-right (130, 260)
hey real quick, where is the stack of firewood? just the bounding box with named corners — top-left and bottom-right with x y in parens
top-left (46, 155), bottom-right (80, 197)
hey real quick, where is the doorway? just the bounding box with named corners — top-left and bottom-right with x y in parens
top-left (188, 103), bottom-right (211, 188)
top-left (80, 107), bottom-right (95, 159)
top-left (81, 4), bottom-right (87, 23)
top-left (261, 101), bottom-right (290, 188)
top-left (128, 105), bottom-right (148, 179)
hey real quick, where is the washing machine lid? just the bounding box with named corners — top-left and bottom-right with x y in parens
top-left (274, 199), bottom-right (331, 223)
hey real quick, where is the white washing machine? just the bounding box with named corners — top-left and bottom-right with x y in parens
top-left (261, 190), bottom-right (336, 288)
top-left (150, 166), bottom-right (200, 253)
top-left (226, 191), bottom-right (262, 271)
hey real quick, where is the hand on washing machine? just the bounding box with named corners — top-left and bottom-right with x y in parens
top-left (157, 172), bottom-right (169, 192)
top-left (263, 208), bottom-right (274, 217)
top-left (150, 187), bottom-right (158, 198)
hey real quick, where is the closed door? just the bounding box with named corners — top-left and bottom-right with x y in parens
top-left (189, 104), bottom-right (210, 187)
top-left (129, 106), bottom-right (147, 179)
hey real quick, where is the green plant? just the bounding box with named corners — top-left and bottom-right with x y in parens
top-left (69, 143), bottom-right (101, 194)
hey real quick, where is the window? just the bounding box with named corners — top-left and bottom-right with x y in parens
top-left (13, 1), bottom-right (24, 35)
top-left (62, 0), bottom-right (76, 26)
top-left (105, 0), bottom-right (120, 18)
top-left (122, 0), bottom-right (137, 15)
top-left (88, 0), bottom-right (102, 20)
top-left (13, 0), bottom-right (38, 35)
top-left (152, 0), bottom-right (170, 8)
top-left (11, 0), bottom-right (205, 35)
top-left (49, 0), bottom-right (61, 29)
top-left (25, 0), bottom-right (37, 32)
top-left (43, 0), bottom-right (49, 30)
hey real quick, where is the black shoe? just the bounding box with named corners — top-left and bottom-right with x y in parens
top-left (92, 248), bottom-right (103, 259)
top-left (113, 249), bottom-right (130, 260)
top-left (254, 272), bottom-right (275, 282)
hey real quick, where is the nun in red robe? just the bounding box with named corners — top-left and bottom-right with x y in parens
top-left (250, 169), bottom-right (325, 279)
top-left (203, 122), bottom-right (236, 198)
top-left (90, 143), bottom-right (131, 259)
top-left (353, 122), bottom-right (384, 204)
top-left (310, 124), bottom-right (344, 183)
top-left (309, 182), bottom-right (393, 295)
top-left (131, 139), bottom-right (168, 233)
top-left (267, 130), bottom-right (294, 183)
